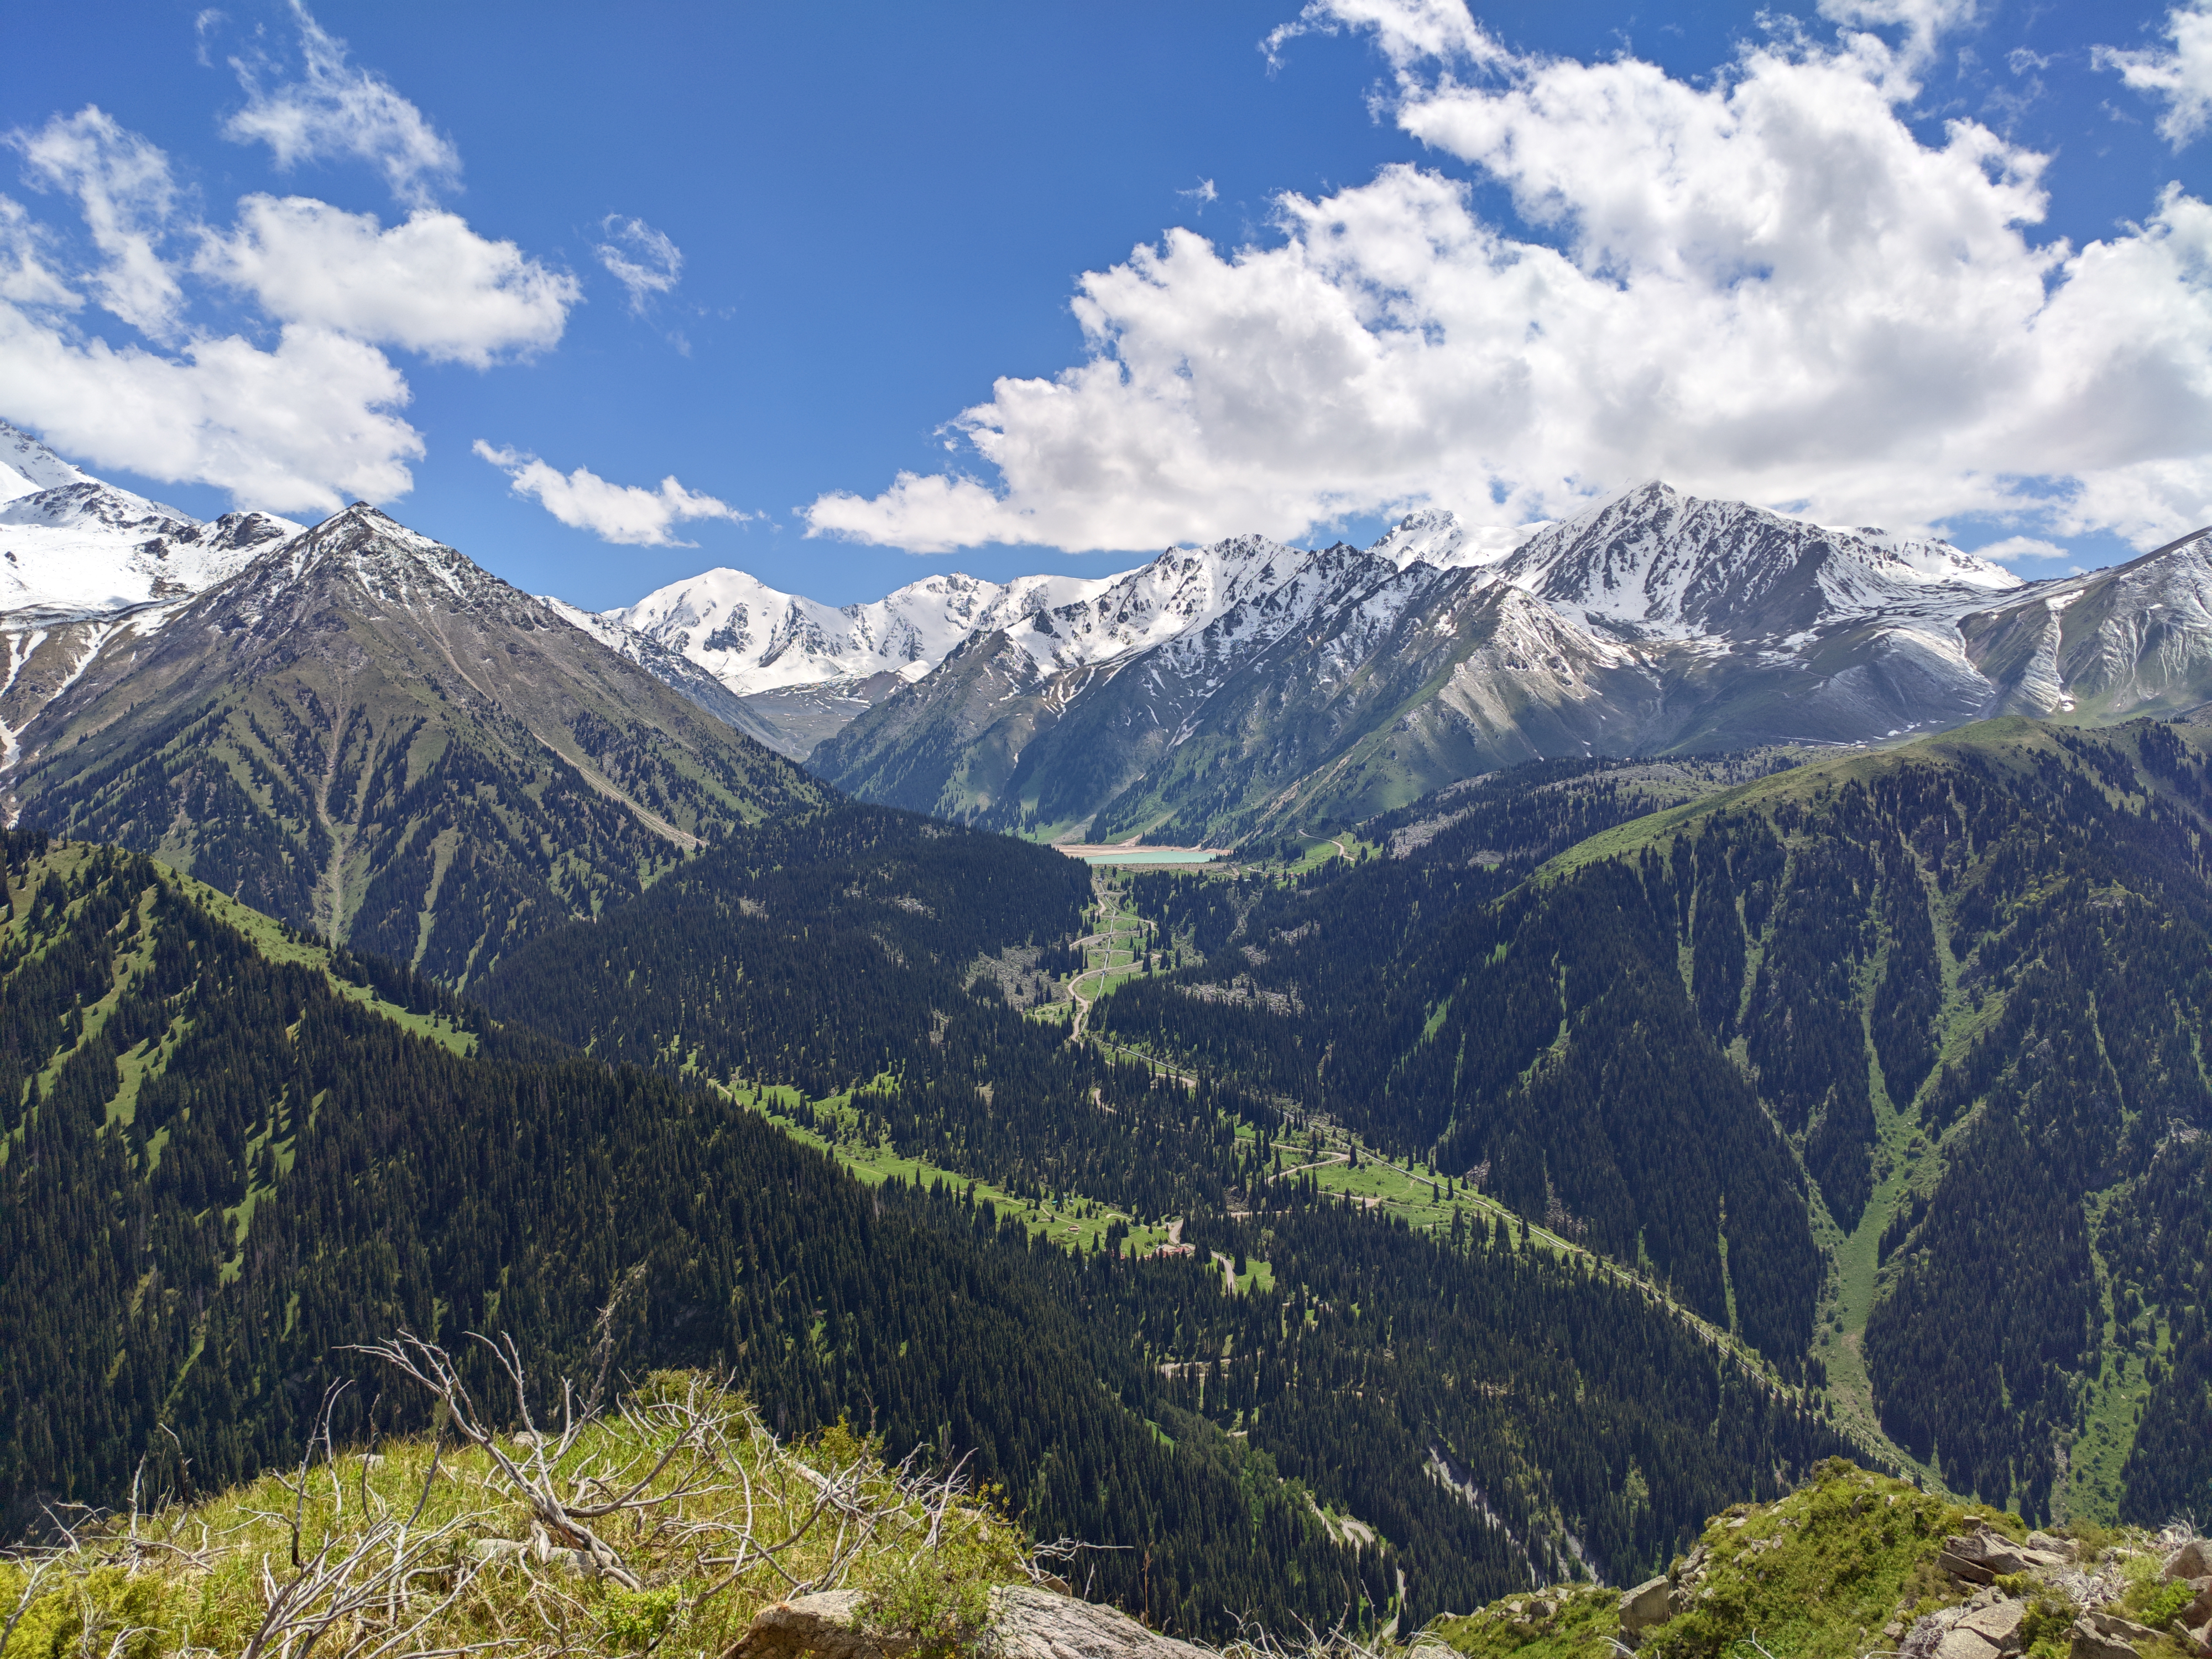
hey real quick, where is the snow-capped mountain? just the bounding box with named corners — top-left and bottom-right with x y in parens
top-left (8, 499), bottom-right (821, 983)
top-left (0, 421), bottom-right (301, 613)
top-left (607, 566), bottom-right (1124, 697)
top-left (1366, 507), bottom-right (1531, 571)
top-left (802, 483), bottom-right (2212, 844)
top-left (1495, 481), bottom-right (2021, 643)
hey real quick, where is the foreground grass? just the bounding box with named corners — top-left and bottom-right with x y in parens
top-left (1434, 1460), bottom-right (2202, 1659)
top-left (0, 1371), bottom-right (1027, 1659)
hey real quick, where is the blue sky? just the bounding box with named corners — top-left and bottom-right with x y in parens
top-left (3, 0), bottom-right (2209, 608)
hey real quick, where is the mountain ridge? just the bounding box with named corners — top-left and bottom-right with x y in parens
top-left (3, 497), bottom-right (823, 984)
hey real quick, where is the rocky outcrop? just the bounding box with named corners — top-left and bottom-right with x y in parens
top-left (1618, 1578), bottom-right (1673, 1645)
top-left (1937, 1525), bottom-right (2074, 1584)
top-left (722, 1587), bottom-right (1211, 1659)
top-left (2167, 1540), bottom-right (2212, 1657)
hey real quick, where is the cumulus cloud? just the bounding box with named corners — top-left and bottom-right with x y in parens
top-left (2098, 0), bottom-right (2212, 147)
top-left (1, 97), bottom-right (565, 513)
top-left (11, 107), bottom-right (189, 338)
top-left (0, 309), bottom-right (420, 513)
top-left (474, 441), bottom-right (747, 545)
top-left (594, 216), bottom-right (682, 313)
top-left (808, 0), bottom-right (2212, 555)
top-left (196, 196), bottom-right (578, 365)
top-left (222, 1), bottom-right (461, 206)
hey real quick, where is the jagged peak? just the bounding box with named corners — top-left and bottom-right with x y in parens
top-left (0, 420), bottom-right (88, 502)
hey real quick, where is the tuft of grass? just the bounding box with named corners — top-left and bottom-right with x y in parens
top-left (0, 1370), bottom-right (1031, 1659)
top-left (1431, 1583), bottom-right (1622, 1659)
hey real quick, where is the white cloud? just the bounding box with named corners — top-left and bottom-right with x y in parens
top-left (1, 104), bottom-right (564, 515)
top-left (2098, 1), bottom-right (2212, 147)
top-left (474, 441), bottom-right (747, 545)
top-left (594, 216), bottom-right (682, 313)
top-left (222, 1), bottom-right (460, 206)
top-left (1969, 535), bottom-right (2070, 565)
top-left (1815, 0), bottom-right (1979, 68)
top-left (0, 196), bottom-right (81, 309)
top-left (807, 0), bottom-right (2212, 556)
top-left (196, 195), bottom-right (578, 366)
top-left (11, 107), bottom-right (189, 338)
top-left (1180, 179), bottom-right (1220, 206)
top-left (0, 307), bottom-right (421, 512)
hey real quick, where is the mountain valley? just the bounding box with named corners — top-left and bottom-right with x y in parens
top-left (1, 418), bottom-right (2209, 1652)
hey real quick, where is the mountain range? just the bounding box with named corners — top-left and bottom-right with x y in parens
top-left (17, 416), bottom-right (2212, 855)
top-left (600, 480), bottom-right (2212, 845)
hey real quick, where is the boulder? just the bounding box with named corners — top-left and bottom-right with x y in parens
top-left (723, 1587), bottom-right (1211, 1659)
top-left (1945, 1530), bottom-right (2033, 1577)
top-left (979, 1587), bottom-right (1212, 1659)
top-left (2085, 1612), bottom-right (2160, 1646)
top-left (727, 1592), bottom-right (899, 1659)
top-left (2183, 1579), bottom-right (2212, 1629)
top-left (1956, 1600), bottom-right (2030, 1653)
top-left (2171, 1542), bottom-right (2212, 1583)
top-left (1619, 1577), bottom-right (1675, 1646)
top-left (1939, 1551), bottom-right (1999, 1586)
top-left (2171, 1619), bottom-right (2211, 1659)
top-left (2028, 1534), bottom-right (2078, 1562)
top-left (2069, 1620), bottom-right (2139, 1659)
top-left (1934, 1630), bottom-right (2000, 1659)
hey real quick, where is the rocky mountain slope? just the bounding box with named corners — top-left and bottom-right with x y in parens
top-left (2, 500), bottom-right (822, 985)
top-left (801, 486), bottom-right (2212, 845)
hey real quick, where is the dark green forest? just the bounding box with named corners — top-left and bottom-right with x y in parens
top-left (9, 716), bottom-right (2211, 1635)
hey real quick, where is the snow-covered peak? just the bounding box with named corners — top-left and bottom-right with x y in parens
top-left (607, 562), bottom-right (1130, 696)
top-left (0, 422), bottom-right (87, 503)
top-left (1365, 508), bottom-right (1535, 571)
top-left (0, 479), bottom-right (301, 614)
top-left (1497, 480), bottom-right (2024, 641)
top-left (0, 424), bottom-right (305, 615)
top-left (215, 503), bottom-right (528, 626)
top-left (1000, 533), bottom-right (1397, 681)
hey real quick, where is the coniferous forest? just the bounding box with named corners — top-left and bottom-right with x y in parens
top-left (7, 717), bottom-right (2212, 1637)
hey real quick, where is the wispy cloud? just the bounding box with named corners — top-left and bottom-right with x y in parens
top-left (594, 215), bottom-right (682, 313)
top-left (194, 9), bottom-right (227, 69)
top-left (11, 107), bottom-right (189, 338)
top-left (222, 0), bottom-right (461, 206)
top-left (474, 441), bottom-right (747, 545)
top-left (1178, 179), bottom-right (1219, 207)
top-left (2097, 0), bottom-right (2212, 146)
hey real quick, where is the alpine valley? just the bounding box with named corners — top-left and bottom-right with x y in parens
top-left (3, 418), bottom-right (2211, 1658)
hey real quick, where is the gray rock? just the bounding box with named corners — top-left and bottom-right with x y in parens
top-left (2069, 1619), bottom-right (2139, 1659)
top-left (1934, 1630), bottom-right (1999, 1659)
top-left (1939, 1551), bottom-right (1999, 1586)
top-left (1619, 1577), bottom-right (1675, 1645)
top-left (980, 1587), bottom-right (1211, 1659)
top-left (2183, 1579), bottom-right (2212, 1628)
top-left (1956, 1600), bottom-right (2029, 1653)
top-left (1947, 1529), bottom-right (2033, 1576)
top-left (723, 1587), bottom-right (1210, 1659)
top-left (2028, 1533), bottom-right (2078, 1562)
top-left (727, 1591), bottom-right (900, 1659)
top-left (2086, 1611), bottom-right (2160, 1646)
top-left (2171, 1542), bottom-right (2212, 1583)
